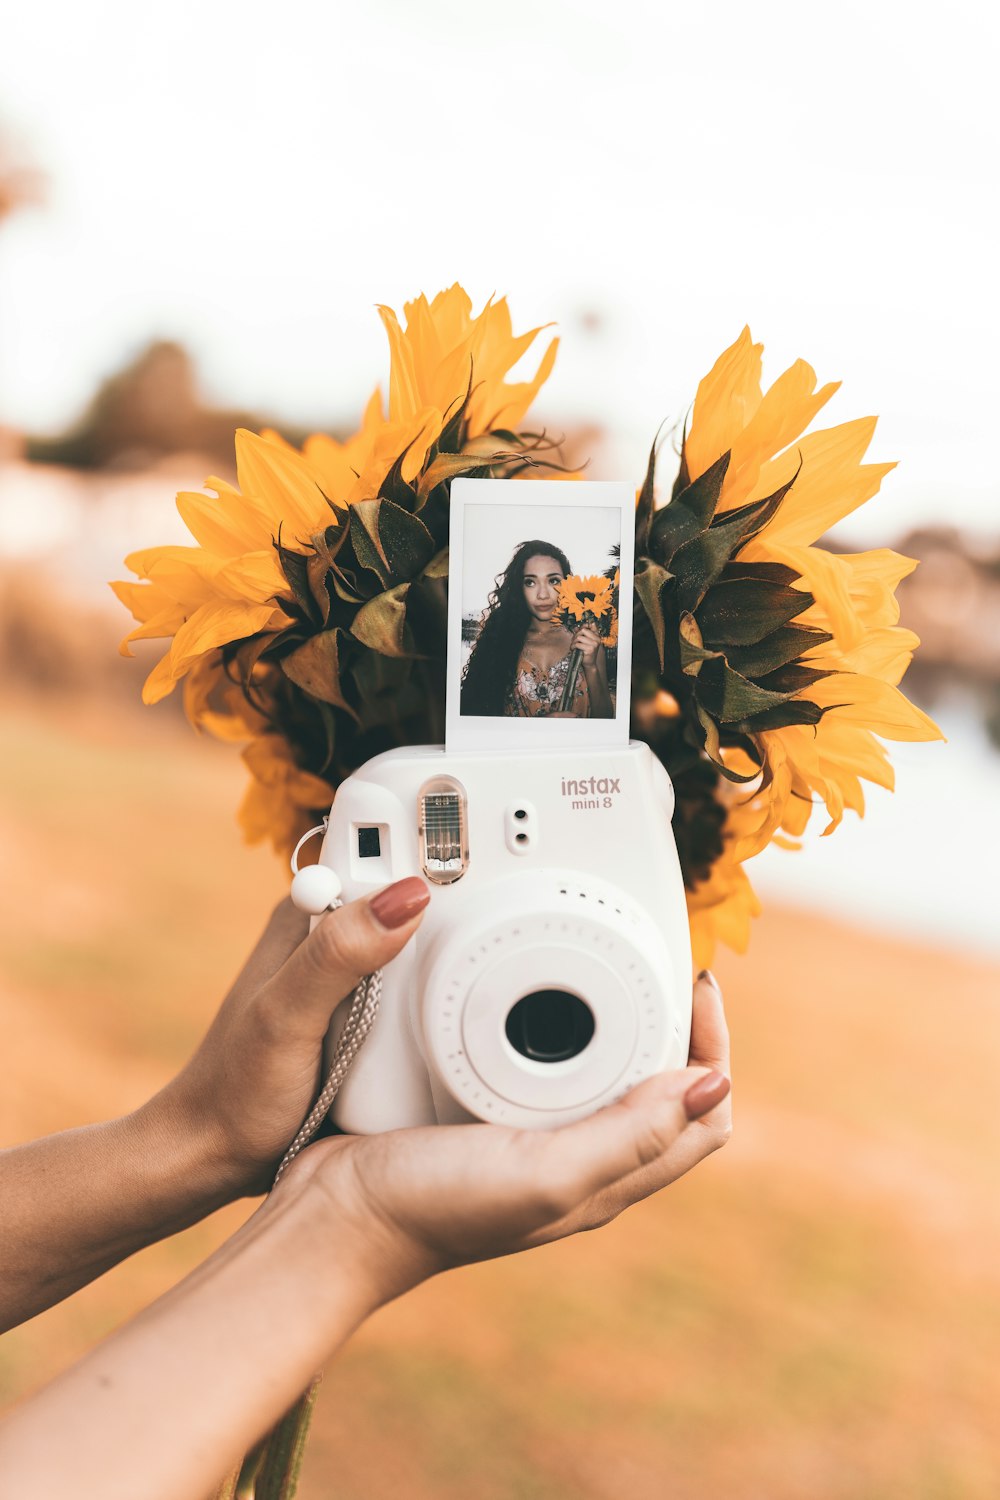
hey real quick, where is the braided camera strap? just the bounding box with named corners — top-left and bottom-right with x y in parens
top-left (274, 918), bottom-right (384, 1183)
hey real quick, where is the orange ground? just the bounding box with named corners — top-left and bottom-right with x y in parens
top-left (1, 695), bottom-right (998, 1499)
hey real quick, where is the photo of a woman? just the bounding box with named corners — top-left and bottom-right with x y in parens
top-left (461, 539), bottom-right (615, 718)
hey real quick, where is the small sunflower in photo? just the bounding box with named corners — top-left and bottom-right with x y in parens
top-left (552, 573), bottom-right (615, 626)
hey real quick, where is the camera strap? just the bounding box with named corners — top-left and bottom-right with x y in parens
top-left (272, 947), bottom-right (383, 1184)
top-left (272, 826), bottom-right (384, 1186)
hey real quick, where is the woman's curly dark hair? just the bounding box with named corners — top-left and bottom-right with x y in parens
top-left (460, 539), bottom-right (573, 716)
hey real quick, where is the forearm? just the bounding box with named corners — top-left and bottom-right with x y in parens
top-left (584, 661), bottom-right (613, 719)
top-left (0, 1177), bottom-right (376, 1500)
top-left (0, 1092), bottom-right (236, 1332)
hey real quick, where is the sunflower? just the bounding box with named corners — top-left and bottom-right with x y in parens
top-left (113, 286), bottom-right (562, 854)
top-left (632, 327), bottom-right (942, 951)
top-left (554, 574), bottom-right (615, 623)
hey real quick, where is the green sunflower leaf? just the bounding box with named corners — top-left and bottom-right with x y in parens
top-left (634, 560), bottom-right (673, 671)
top-left (672, 495), bottom-right (785, 615)
top-left (416, 449), bottom-right (520, 502)
top-left (671, 421), bottom-right (691, 500)
top-left (230, 630), bottom-right (281, 692)
top-left (678, 611), bottom-right (721, 677)
top-left (738, 699), bottom-right (826, 731)
top-left (349, 503), bottom-right (392, 587)
top-left (696, 658), bottom-right (802, 723)
top-left (725, 625), bottom-right (833, 678)
top-left (754, 662), bottom-right (833, 695)
top-left (376, 499), bottom-right (436, 580)
top-left (719, 560), bottom-right (801, 588)
top-left (328, 564), bottom-right (366, 605)
top-left (422, 547), bottom-right (449, 579)
top-left (697, 577), bottom-right (814, 645)
top-left (723, 456), bottom-right (803, 556)
top-left (694, 703), bottom-right (762, 783)
top-left (648, 450), bottom-right (731, 566)
top-left (634, 434), bottom-right (658, 552)
top-left (275, 537), bottom-right (322, 624)
top-left (281, 629), bottom-right (360, 720)
top-left (314, 698), bottom-right (338, 772)
top-left (378, 439), bottom-right (421, 511)
top-left (351, 581), bottom-right (411, 657)
top-left (305, 529), bottom-right (341, 627)
top-left (437, 367), bottom-right (473, 453)
top-left (405, 575), bottom-right (448, 658)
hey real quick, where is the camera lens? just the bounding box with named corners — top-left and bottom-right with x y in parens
top-left (505, 990), bottom-right (595, 1063)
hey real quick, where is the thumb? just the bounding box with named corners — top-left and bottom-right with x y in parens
top-left (259, 877), bottom-right (429, 1035)
top-left (525, 1066), bottom-right (731, 1217)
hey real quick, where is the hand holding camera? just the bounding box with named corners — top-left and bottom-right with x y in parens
top-left (274, 963), bottom-right (730, 1304)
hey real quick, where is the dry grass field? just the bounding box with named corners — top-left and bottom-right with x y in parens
top-left (1, 689), bottom-right (998, 1499)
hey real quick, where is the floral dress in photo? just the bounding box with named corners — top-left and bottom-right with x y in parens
top-left (505, 651), bottom-right (590, 717)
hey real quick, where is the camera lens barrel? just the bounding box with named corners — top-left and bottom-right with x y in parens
top-left (419, 870), bottom-right (682, 1129)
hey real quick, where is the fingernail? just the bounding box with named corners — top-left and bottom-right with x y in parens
top-left (683, 1070), bottom-right (730, 1120)
top-left (696, 968), bottom-right (722, 997)
top-left (370, 877), bottom-right (430, 930)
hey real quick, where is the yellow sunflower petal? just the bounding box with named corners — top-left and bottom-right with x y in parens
top-left (301, 388), bottom-right (385, 504)
top-left (760, 542), bottom-right (862, 650)
top-left (109, 578), bottom-right (175, 626)
top-left (215, 550), bottom-right (288, 604)
top-left (837, 549), bottom-right (918, 628)
top-left (720, 360), bottom-right (840, 511)
top-left (141, 599), bottom-right (281, 704)
top-left (810, 673), bottom-right (944, 741)
top-left (377, 303), bottom-right (423, 424)
top-left (123, 543), bottom-right (221, 599)
top-left (813, 723), bottom-right (895, 792)
top-left (481, 334), bottom-right (559, 435)
top-left (234, 429), bottom-right (332, 539)
top-left (684, 327), bottom-right (763, 481)
top-left (839, 627), bottom-right (921, 686)
top-left (688, 859), bottom-right (762, 967)
top-left (745, 417), bottom-right (896, 548)
top-left (175, 486), bottom-right (276, 557)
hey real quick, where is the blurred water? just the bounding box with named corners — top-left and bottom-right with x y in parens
top-left (751, 698), bottom-right (1000, 958)
top-left (0, 459), bottom-right (196, 596)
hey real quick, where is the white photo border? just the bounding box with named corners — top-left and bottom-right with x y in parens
top-left (445, 478), bottom-right (635, 751)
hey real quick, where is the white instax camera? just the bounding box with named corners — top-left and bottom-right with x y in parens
top-left (307, 740), bottom-right (692, 1133)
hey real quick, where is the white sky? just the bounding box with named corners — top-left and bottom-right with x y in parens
top-left (462, 501), bottom-right (620, 618)
top-left (1, 0), bottom-right (997, 545)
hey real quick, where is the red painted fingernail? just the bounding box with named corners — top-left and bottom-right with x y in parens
top-left (370, 877), bottom-right (430, 930)
top-left (683, 1070), bottom-right (730, 1120)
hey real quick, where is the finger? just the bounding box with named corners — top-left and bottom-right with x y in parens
top-left (565, 978), bottom-right (731, 1227)
top-left (689, 970), bottom-right (730, 1074)
top-left (522, 1066), bottom-right (728, 1220)
top-left (257, 877), bottom-right (430, 1036)
top-left (224, 898), bottom-right (309, 1002)
top-left (523, 1064), bottom-right (732, 1243)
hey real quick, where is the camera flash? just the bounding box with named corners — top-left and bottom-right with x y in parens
top-left (418, 776), bottom-right (469, 884)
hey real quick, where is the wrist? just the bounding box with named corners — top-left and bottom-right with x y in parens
top-left (252, 1168), bottom-right (388, 1326)
top-left (129, 1084), bottom-right (247, 1222)
top-left (290, 1143), bottom-right (444, 1311)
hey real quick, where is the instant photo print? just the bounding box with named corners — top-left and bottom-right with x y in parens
top-left (445, 479), bottom-right (634, 750)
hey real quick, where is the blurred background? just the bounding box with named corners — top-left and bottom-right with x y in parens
top-left (1, 2), bottom-right (997, 1496)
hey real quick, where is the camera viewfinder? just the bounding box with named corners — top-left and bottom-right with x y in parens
top-left (357, 826), bottom-right (381, 858)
